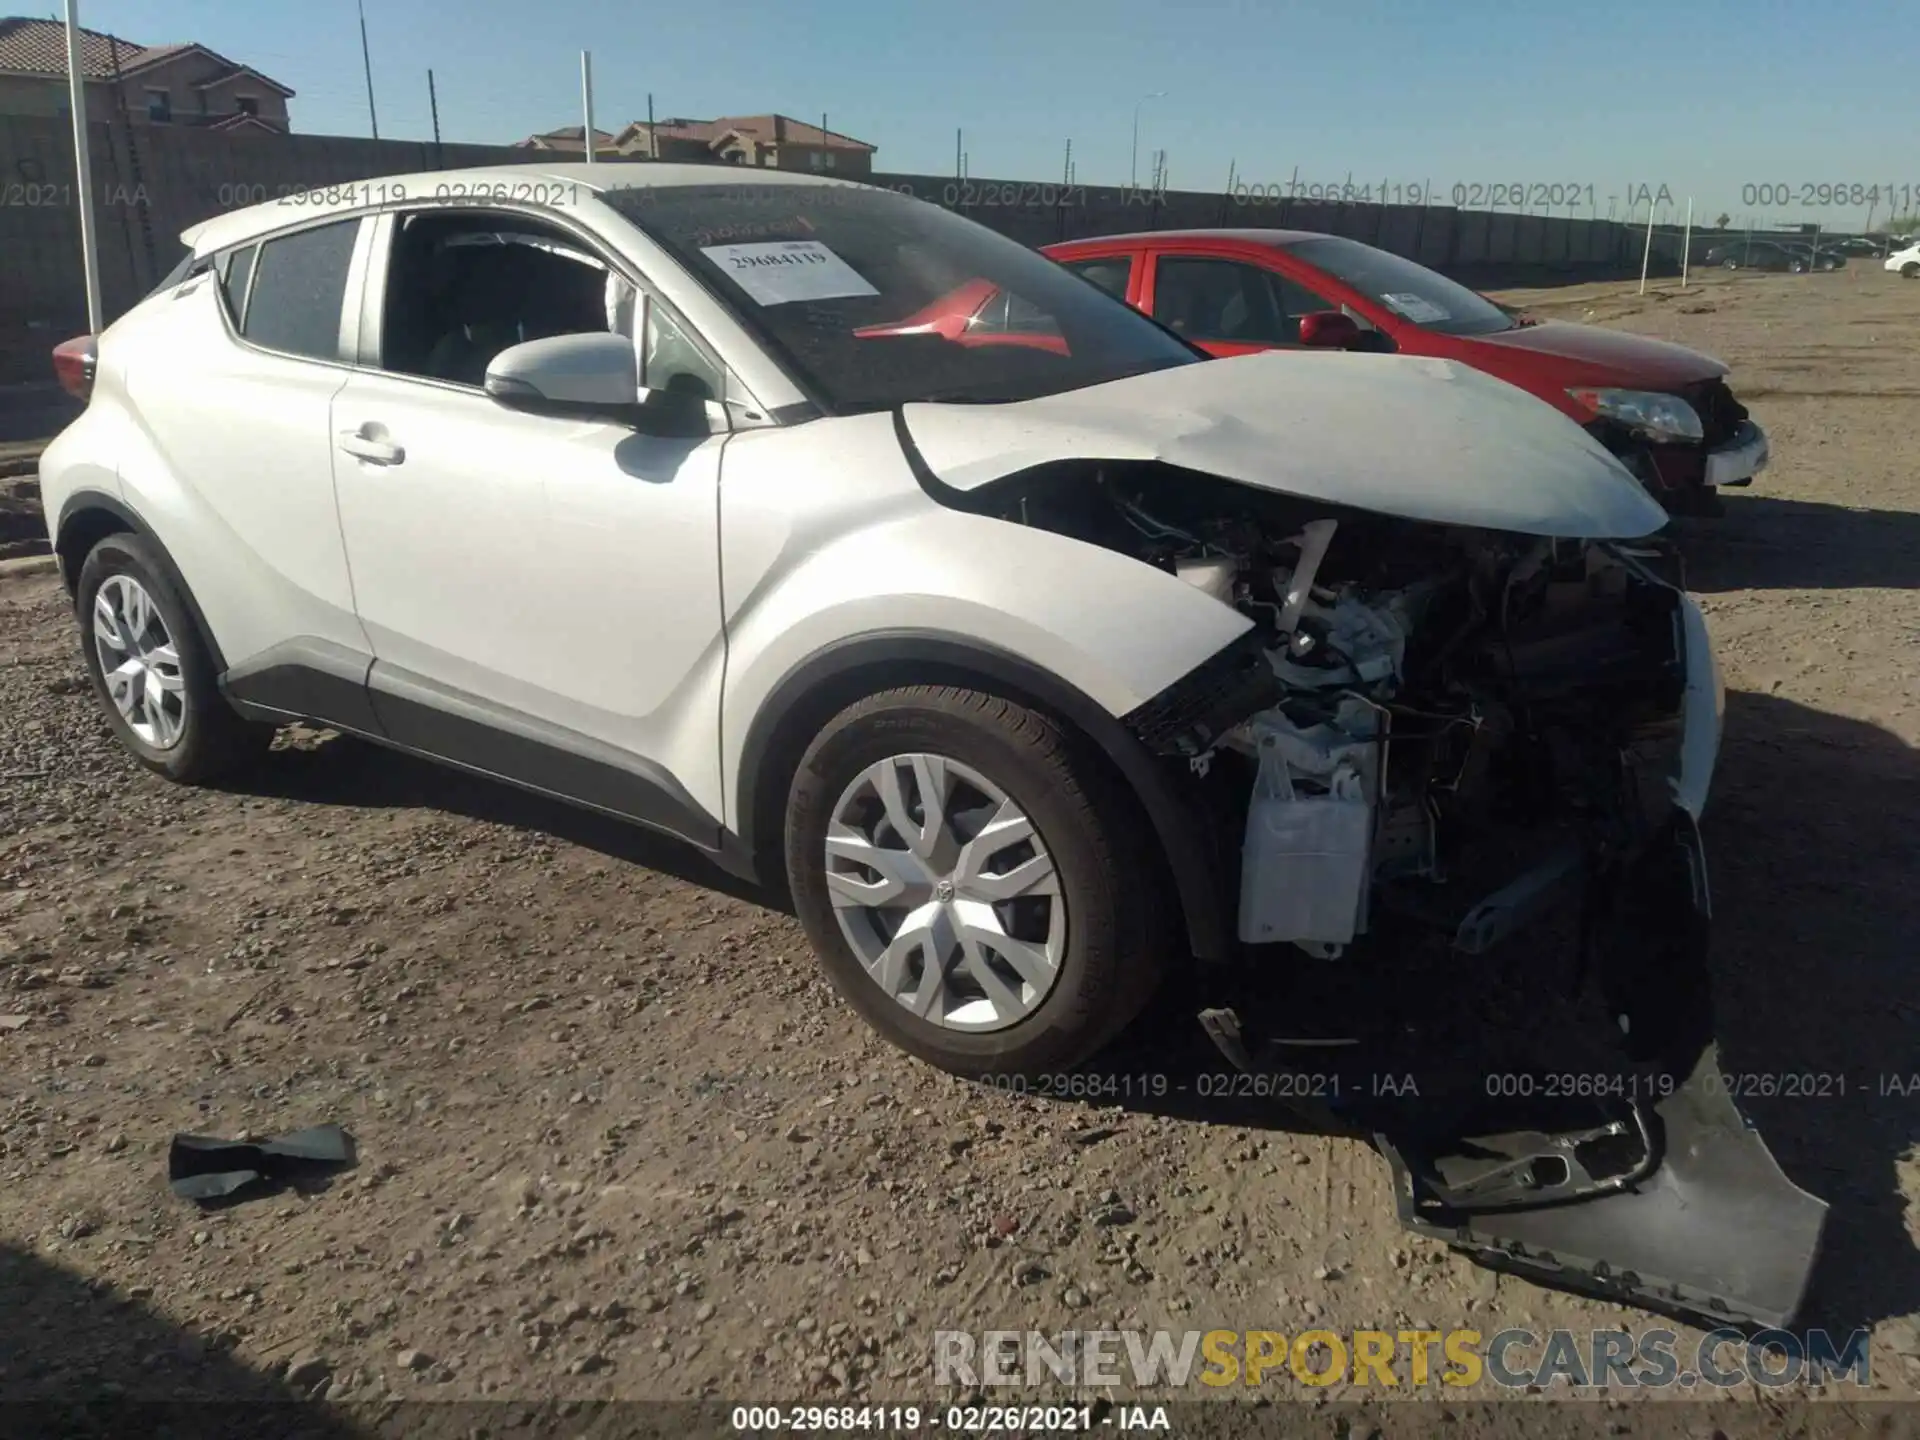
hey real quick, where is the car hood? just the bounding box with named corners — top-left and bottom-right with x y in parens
top-left (1466, 318), bottom-right (1727, 387)
top-left (899, 350), bottom-right (1669, 539)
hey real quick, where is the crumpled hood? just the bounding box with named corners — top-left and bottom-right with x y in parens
top-left (900, 350), bottom-right (1669, 539)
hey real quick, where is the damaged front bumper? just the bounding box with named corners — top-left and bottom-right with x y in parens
top-left (1184, 580), bottom-right (1827, 1328)
top-left (1376, 799), bottom-right (1827, 1330)
top-left (1380, 1035), bottom-right (1829, 1329)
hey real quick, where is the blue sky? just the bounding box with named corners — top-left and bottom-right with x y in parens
top-left (78, 0), bottom-right (1920, 226)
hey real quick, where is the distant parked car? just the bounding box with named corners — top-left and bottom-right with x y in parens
top-left (1836, 236), bottom-right (1886, 257)
top-left (1886, 242), bottom-right (1920, 278)
top-left (1779, 243), bottom-right (1847, 271)
top-left (1024, 229), bottom-right (1767, 513)
top-left (1702, 241), bottom-right (1804, 272)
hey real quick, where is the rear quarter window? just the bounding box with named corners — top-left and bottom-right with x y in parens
top-left (219, 244), bottom-right (257, 325)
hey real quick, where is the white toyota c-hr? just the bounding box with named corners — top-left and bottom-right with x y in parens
top-left (41, 164), bottom-right (1722, 1079)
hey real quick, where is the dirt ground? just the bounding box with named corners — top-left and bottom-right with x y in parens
top-left (2, 264), bottom-right (1918, 1429)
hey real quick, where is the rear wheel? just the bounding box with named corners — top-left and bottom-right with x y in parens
top-left (75, 532), bottom-right (273, 783)
top-left (784, 685), bottom-right (1169, 1078)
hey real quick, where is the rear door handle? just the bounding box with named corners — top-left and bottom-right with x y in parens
top-left (338, 430), bottom-right (405, 465)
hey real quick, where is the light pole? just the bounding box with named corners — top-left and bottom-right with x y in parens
top-left (62, 0), bottom-right (101, 333)
top-left (1130, 91), bottom-right (1165, 188)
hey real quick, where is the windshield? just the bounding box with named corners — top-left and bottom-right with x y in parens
top-left (602, 181), bottom-right (1196, 411)
top-left (1283, 236), bottom-right (1517, 338)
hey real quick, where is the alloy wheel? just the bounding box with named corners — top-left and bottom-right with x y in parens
top-left (92, 574), bottom-right (187, 749)
top-left (824, 752), bottom-right (1066, 1031)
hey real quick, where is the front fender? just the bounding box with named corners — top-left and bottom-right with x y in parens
top-left (719, 502), bottom-right (1254, 827)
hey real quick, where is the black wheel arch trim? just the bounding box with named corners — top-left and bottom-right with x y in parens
top-left (54, 488), bottom-right (232, 676)
top-left (736, 628), bottom-right (1233, 961)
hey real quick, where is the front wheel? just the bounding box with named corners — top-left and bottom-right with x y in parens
top-left (784, 685), bottom-right (1169, 1078)
top-left (1903, 262), bottom-right (1920, 279)
top-left (1721, 258), bottom-right (1740, 270)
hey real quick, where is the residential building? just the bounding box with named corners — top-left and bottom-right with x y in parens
top-left (516, 124), bottom-right (618, 157)
top-left (0, 17), bottom-right (294, 132)
top-left (518, 113), bottom-right (876, 176)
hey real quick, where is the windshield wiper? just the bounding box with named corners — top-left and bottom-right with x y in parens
top-left (916, 392), bottom-right (1028, 404)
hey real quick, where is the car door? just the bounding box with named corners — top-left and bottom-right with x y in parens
top-left (1054, 252), bottom-right (1140, 306)
top-left (1144, 252), bottom-right (1342, 356)
top-left (328, 206), bottom-right (734, 842)
top-left (120, 215), bottom-right (376, 674)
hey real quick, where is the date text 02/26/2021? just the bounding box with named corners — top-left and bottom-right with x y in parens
top-left (729, 1405), bottom-right (1169, 1433)
top-left (1227, 180), bottom-right (1679, 209)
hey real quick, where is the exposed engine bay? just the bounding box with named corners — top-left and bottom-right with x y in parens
top-left (993, 461), bottom-right (1695, 971)
top-left (971, 460), bottom-right (1826, 1329)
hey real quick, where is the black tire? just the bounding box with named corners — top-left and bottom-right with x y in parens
top-left (1789, 259), bottom-right (1806, 273)
top-left (75, 531), bottom-right (274, 784)
top-left (1903, 262), bottom-right (1920, 279)
top-left (1721, 257), bottom-right (1739, 270)
top-left (785, 685), bottom-right (1169, 1078)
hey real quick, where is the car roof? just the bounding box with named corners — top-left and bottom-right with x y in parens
top-left (1049, 227), bottom-right (1330, 250)
top-left (179, 161), bottom-right (858, 256)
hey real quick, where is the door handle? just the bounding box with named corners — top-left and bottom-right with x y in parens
top-left (337, 429), bottom-right (405, 465)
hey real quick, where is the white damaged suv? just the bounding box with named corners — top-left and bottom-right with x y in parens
top-left (41, 165), bottom-right (1722, 1078)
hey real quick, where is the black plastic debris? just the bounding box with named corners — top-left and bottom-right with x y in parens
top-left (167, 1125), bottom-right (357, 1204)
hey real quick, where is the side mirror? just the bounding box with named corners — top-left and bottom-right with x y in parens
top-left (1297, 310), bottom-right (1362, 350)
top-left (486, 332), bottom-right (638, 413)
top-left (485, 332), bottom-right (723, 436)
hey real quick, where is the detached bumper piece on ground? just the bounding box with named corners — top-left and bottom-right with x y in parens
top-left (1200, 819), bottom-right (1830, 1330)
top-left (167, 1124), bottom-right (357, 1204)
top-left (1379, 1041), bottom-right (1829, 1330)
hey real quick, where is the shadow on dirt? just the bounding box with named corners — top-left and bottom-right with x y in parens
top-left (0, 1242), bottom-right (361, 1436)
top-left (1675, 493), bottom-right (1920, 592)
top-left (223, 734), bottom-right (781, 914)
top-left (1702, 691), bottom-right (1920, 1332)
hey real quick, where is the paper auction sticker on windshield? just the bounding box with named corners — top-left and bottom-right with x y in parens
top-left (699, 240), bottom-right (879, 305)
top-left (1381, 292), bottom-right (1449, 324)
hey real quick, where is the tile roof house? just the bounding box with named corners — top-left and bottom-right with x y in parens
top-left (0, 17), bottom-right (294, 132)
top-left (516, 124), bottom-right (619, 156)
top-left (519, 113), bottom-right (877, 176)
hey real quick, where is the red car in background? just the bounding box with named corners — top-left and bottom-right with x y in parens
top-left (867, 228), bottom-right (1766, 515)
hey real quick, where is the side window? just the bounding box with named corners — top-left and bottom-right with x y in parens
top-left (642, 298), bottom-right (726, 403)
top-left (243, 220), bottom-right (360, 361)
top-left (377, 211), bottom-right (631, 387)
top-left (1269, 272), bottom-right (1343, 342)
top-left (1150, 258), bottom-right (1288, 345)
top-left (219, 244), bottom-right (257, 326)
top-left (964, 286), bottom-right (1063, 341)
top-left (1062, 257), bottom-right (1132, 301)
top-left (1003, 292), bottom-right (1063, 335)
top-left (967, 288), bottom-right (1011, 332)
